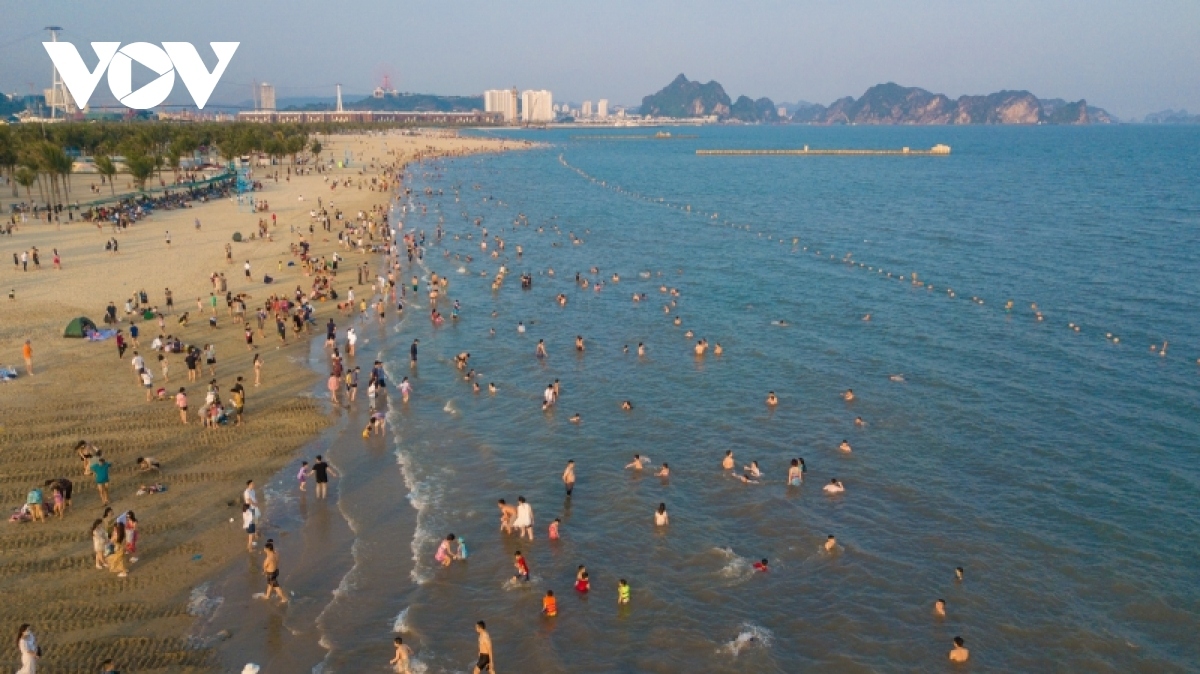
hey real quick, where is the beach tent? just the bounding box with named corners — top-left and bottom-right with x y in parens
top-left (63, 316), bottom-right (98, 338)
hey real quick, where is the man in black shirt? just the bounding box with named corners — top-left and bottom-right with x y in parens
top-left (309, 455), bottom-right (337, 499)
top-left (410, 339), bottom-right (419, 368)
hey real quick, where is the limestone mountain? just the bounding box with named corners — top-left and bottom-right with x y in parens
top-left (640, 74), bottom-right (732, 118)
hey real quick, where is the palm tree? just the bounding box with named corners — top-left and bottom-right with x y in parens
top-left (14, 166), bottom-right (36, 201)
top-left (95, 154), bottom-right (118, 195)
top-left (126, 153), bottom-right (157, 191)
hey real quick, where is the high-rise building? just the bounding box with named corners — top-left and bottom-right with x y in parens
top-left (521, 90), bottom-right (554, 123)
top-left (259, 82), bottom-right (276, 111)
top-left (581, 100), bottom-right (593, 117)
top-left (485, 89), bottom-right (519, 123)
top-left (597, 99), bottom-right (609, 118)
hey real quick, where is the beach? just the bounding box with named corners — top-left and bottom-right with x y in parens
top-left (0, 130), bottom-right (512, 673)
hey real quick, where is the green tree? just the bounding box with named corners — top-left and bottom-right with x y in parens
top-left (94, 154), bottom-right (118, 195)
top-left (125, 153), bottom-right (157, 191)
top-left (310, 139), bottom-right (322, 163)
top-left (14, 166), bottom-right (36, 201)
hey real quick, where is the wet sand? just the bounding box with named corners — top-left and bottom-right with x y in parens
top-left (0, 130), bottom-right (512, 673)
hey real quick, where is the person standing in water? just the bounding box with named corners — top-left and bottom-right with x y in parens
top-left (261, 540), bottom-right (288, 603)
top-left (514, 496), bottom-right (534, 540)
top-left (390, 636), bottom-right (413, 673)
top-left (949, 636), bottom-right (969, 662)
top-left (562, 460), bottom-right (576, 496)
top-left (473, 621), bottom-right (495, 674)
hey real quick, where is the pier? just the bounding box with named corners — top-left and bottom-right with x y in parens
top-left (696, 144), bottom-right (951, 156)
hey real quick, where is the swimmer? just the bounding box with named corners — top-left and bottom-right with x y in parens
top-left (824, 534), bottom-right (837, 552)
top-left (497, 499), bottom-right (517, 534)
top-left (766, 391), bottom-right (778, 406)
top-left (569, 413), bottom-right (581, 423)
top-left (535, 340), bottom-right (547, 359)
top-left (955, 566), bottom-right (964, 581)
top-left (654, 503), bottom-right (669, 526)
top-left (787, 459), bottom-right (802, 485)
top-left (839, 440), bottom-right (852, 453)
top-left (625, 454), bottom-right (648, 471)
top-left (823, 478), bottom-right (845, 494)
top-left (621, 400), bottom-right (633, 411)
top-left (575, 335), bottom-right (585, 351)
top-left (673, 316), bottom-right (681, 326)
top-left (949, 636), bottom-right (969, 663)
top-left (753, 558), bottom-right (769, 572)
top-left (934, 599), bottom-right (946, 617)
top-left (654, 463), bottom-right (670, 478)
top-left (722, 450), bottom-right (735, 470)
top-left (488, 383), bottom-right (497, 394)
top-left (862, 314), bottom-right (871, 321)
top-left (549, 518), bottom-right (561, 540)
top-left (842, 389), bottom-right (856, 402)
top-left (714, 343), bottom-right (723, 355)
top-left (575, 571), bottom-right (591, 593)
top-left (637, 343), bottom-right (646, 357)
top-left (854, 417), bottom-right (865, 427)
top-left (391, 636), bottom-right (413, 673)
top-left (542, 590), bottom-right (557, 617)
top-left (618, 578), bottom-right (630, 604)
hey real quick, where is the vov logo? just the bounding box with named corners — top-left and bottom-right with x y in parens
top-left (43, 42), bottom-right (239, 110)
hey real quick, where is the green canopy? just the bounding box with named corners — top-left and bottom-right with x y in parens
top-left (63, 316), bottom-right (98, 338)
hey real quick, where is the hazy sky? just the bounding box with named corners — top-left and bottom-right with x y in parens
top-left (3, 0), bottom-right (1197, 118)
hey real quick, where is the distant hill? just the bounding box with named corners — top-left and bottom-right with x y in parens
top-left (640, 76), bottom-right (1116, 125)
top-left (801, 83), bottom-right (1115, 125)
top-left (284, 93), bottom-right (483, 113)
top-left (1142, 109), bottom-right (1200, 124)
top-left (640, 74), bottom-right (732, 118)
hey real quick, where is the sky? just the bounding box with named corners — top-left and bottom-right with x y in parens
top-left (2, 0), bottom-right (1198, 119)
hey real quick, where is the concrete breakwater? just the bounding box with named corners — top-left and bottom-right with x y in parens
top-left (697, 144), bottom-right (951, 156)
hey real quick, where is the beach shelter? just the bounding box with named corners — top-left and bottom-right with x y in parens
top-left (63, 316), bottom-right (98, 338)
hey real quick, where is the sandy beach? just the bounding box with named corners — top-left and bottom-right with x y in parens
top-left (0, 130), bottom-right (512, 673)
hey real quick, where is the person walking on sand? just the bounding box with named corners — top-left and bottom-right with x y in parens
top-left (16, 623), bottom-right (39, 674)
top-left (22, 339), bottom-right (33, 376)
top-left (175, 388), bottom-right (189, 424)
top-left (243, 503), bottom-right (257, 551)
top-left (93, 457), bottom-right (111, 507)
top-left (473, 621), bottom-right (495, 674)
top-left (260, 540), bottom-right (288, 602)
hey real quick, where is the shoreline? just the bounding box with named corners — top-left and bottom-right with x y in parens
top-left (0, 130), bottom-right (515, 673)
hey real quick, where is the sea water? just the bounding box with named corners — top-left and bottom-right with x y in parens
top-left (312, 125), bottom-right (1200, 673)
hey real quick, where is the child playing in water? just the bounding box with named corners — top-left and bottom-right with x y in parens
top-left (575, 571), bottom-right (590, 593)
top-left (297, 461), bottom-right (309, 492)
top-left (542, 590), bottom-right (557, 617)
top-left (548, 518), bottom-right (561, 540)
top-left (618, 579), bottom-right (630, 605)
top-left (514, 551), bottom-right (530, 581)
top-left (435, 534), bottom-right (458, 567)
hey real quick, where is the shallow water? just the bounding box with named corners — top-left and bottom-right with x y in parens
top-left (314, 125), bottom-right (1200, 673)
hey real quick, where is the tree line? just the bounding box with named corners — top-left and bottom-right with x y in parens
top-left (0, 121), bottom-right (356, 205)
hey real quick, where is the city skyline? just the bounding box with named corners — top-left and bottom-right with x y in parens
top-left (1, 0), bottom-right (1198, 118)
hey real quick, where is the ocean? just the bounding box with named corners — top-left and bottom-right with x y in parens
top-left (245, 125), bottom-right (1200, 673)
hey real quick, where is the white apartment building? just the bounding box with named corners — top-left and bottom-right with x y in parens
top-left (581, 100), bottom-right (593, 117)
top-left (521, 90), bottom-right (554, 123)
top-left (597, 99), bottom-right (609, 118)
top-left (259, 82), bottom-right (276, 111)
top-left (484, 89), bottom-right (519, 123)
